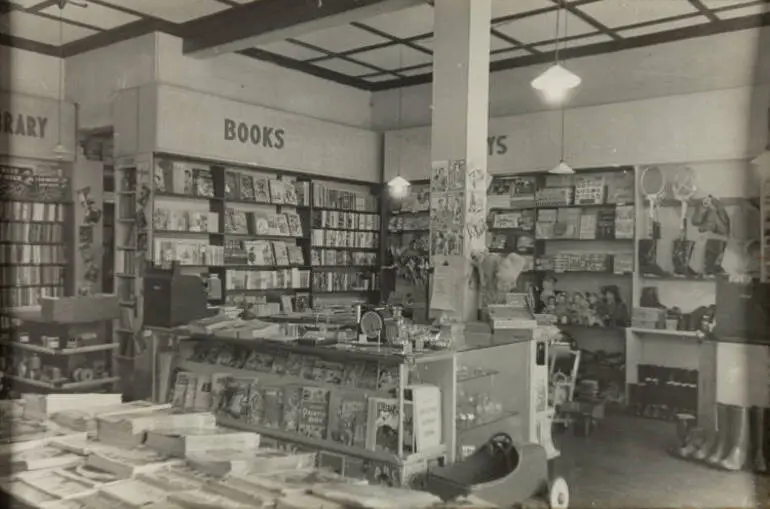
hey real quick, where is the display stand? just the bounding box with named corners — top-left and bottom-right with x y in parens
top-left (167, 331), bottom-right (455, 487)
top-left (0, 304), bottom-right (120, 394)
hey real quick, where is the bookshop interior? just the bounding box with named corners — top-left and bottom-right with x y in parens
top-left (1, 0), bottom-right (770, 508)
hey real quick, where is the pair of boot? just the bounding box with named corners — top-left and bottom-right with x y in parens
top-left (678, 405), bottom-right (768, 472)
top-left (639, 238), bottom-right (727, 278)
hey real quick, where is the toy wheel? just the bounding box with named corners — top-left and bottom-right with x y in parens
top-left (548, 477), bottom-right (569, 509)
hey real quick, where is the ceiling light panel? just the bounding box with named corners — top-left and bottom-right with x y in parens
top-left (699, 0), bottom-right (759, 8)
top-left (398, 65), bottom-right (433, 77)
top-left (41, 2), bottom-right (139, 30)
top-left (364, 74), bottom-right (399, 82)
top-left (7, 0), bottom-right (44, 8)
top-left (257, 41), bottom-right (327, 61)
top-left (294, 24), bottom-right (390, 53)
top-left (358, 4), bottom-right (434, 39)
top-left (97, 0), bottom-right (227, 23)
top-left (352, 45), bottom-right (432, 70)
top-left (714, 3), bottom-right (769, 19)
top-left (0, 10), bottom-right (97, 44)
top-left (533, 33), bottom-right (614, 52)
top-left (495, 11), bottom-right (596, 44)
top-left (578, 0), bottom-right (699, 28)
top-left (618, 16), bottom-right (709, 38)
top-left (313, 58), bottom-right (380, 76)
top-left (490, 48), bottom-right (531, 61)
top-left (492, 0), bottom-right (554, 20)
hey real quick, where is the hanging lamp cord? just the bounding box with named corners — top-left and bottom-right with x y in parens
top-left (558, 0), bottom-right (568, 162)
top-left (58, 6), bottom-right (64, 148)
top-left (396, 45), bottom-right (404, 179)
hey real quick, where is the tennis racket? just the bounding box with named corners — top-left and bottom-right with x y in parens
top-left (671, 166), bottom-right (697, 235)
top-left (640, 166), bottom-right (665, 223)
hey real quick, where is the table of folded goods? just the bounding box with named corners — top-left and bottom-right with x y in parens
top-left (0, 394), bottom-right (496, 509)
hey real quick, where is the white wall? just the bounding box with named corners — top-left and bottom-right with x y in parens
top-left (65, 34), bottom-right (157, 130)
top-left (155, 33), bottom-right (373, 130)
top-left (1, 47), bottom-right (62, 99)
top-left (373, 27), bottom-right (770, 130)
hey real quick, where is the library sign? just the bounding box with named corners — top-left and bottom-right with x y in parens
top-left (0, 92), bottom-right (76, 161)
top-left (223, 118), bottom-right (286, 150)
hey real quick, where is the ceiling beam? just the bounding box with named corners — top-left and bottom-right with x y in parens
top-left (183, 0), bottom-right (424, 58)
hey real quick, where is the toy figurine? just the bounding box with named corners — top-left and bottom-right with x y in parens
top-left (540, 274), bottom-right (557, 308)
top-left (555, 292), bottom-right (569, 324)
top-left (545, 295), bottom-right (557, 315)
top-left (601, 285), bottom-right (629, 327)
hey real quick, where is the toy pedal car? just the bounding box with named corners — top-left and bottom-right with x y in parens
top-left (424, 433), bottom-right (569, 509)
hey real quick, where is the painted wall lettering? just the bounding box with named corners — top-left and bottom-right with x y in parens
top-left (1, 111), bottom-right (48, 139)
top-left (487, 135), bottom-right (508, 156)
top-left (224, 118), bottom-right (285, 149)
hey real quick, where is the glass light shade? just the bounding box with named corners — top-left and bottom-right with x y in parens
top-left (531, 64), bottom-right (582, 103)
top-left (549, 160), bottom-right (575, 175)
top-left (387, 175), bottom-right (411, 198)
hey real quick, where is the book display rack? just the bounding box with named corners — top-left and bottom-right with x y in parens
top-left (0, 165), bottom-right (72, 309)
top-left (138, 155), bottom-right (383, 315)
top-left (113, 158), bottom-right (152, 360)
top-left (166, 329), bottom-right (455, 487)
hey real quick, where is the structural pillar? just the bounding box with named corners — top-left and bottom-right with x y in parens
top-left (429, 0), bottom-right (491, 321)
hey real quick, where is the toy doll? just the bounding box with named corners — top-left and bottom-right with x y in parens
top-left (555, 291), bottom-right (569, 324)
top-left (540, 274), bottom-right (557, 308)
top-left (572, 292), bottom-right (589, 325)
top-left (602, 285), bottom-right (629, 327)
top-left (545, 295), bottom-right (557, 315)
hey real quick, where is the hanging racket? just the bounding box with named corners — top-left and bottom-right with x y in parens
top-left (640, 166), bottom-right (665, 223)
top-left (671, 166), bottom-right (697, 234)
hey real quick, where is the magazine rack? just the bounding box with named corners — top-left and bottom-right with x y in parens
top-left (167, 330), bottom-right (456, 487)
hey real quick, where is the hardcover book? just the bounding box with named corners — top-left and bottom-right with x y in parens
top-left (281, 385), bottom-right (303, 432)
top-left (224, 171), bottom-right (240, 200)
top-left (286, 213), bottom-right (303, 237)
top-left (240, 175), bottom-right (256, 201)
top-left (283, 181), bottom-right (298, 206)
top-left (193, 168), bottom-right (214, 197)
top-left (85, 445), bottom-right (183, 478)
top-left (253, 177), bottom-right (270, 203)
top-left (328, 393), bottom-right (367, 447)
top-left (297, 387), bottom-right (330, 440)
top-left (268, 179), bottom-right (285, 204)
top-left (144, 427), bottom-right (260, 457)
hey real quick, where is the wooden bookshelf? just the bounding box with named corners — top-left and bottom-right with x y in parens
top-left (145, 154), bottom-right (383, 315)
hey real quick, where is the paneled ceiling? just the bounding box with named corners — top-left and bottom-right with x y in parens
top-left (1, 0), bottom-right (768, 91)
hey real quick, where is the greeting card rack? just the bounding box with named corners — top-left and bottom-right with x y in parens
top-left (132, 153), bottom-right (383, 322)
top-left (167, 331), bottom-right (455, 487)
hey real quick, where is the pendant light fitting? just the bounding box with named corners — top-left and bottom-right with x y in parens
top-left (388, 46), bottom-right (410, 197)
top-left (530, 0), bottom-right (581, 104)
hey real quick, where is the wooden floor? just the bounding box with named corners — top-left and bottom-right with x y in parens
top-left (553, 415), bottom-right (770, 508)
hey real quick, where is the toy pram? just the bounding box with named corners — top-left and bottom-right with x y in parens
top-left (425, 432), bottom-right (569, 509)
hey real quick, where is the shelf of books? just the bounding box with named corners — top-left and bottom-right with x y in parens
top-left (145, 154), bottom-right (382, 318)
top-left (486, 168), bottom-right (636, 329)
top-left (113, 157), bottom-right (152, 359)
top-left (0, 164), bottom-right (72, 310)
top-left (384, 181), bottom-right (430, 318)
top-left (167, 329), bottom-right (455, 487)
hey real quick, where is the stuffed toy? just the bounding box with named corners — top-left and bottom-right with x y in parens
top-left (691, 195), bottom-right (730, 236)
top-left (495, 252), bottom-right (527, 296)
top-left (555, 292), bottom-right (569, 324)
top-left (473, 251), bottom-right (527, 306)
top-left (540, 274), bottom-right (557, 309)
